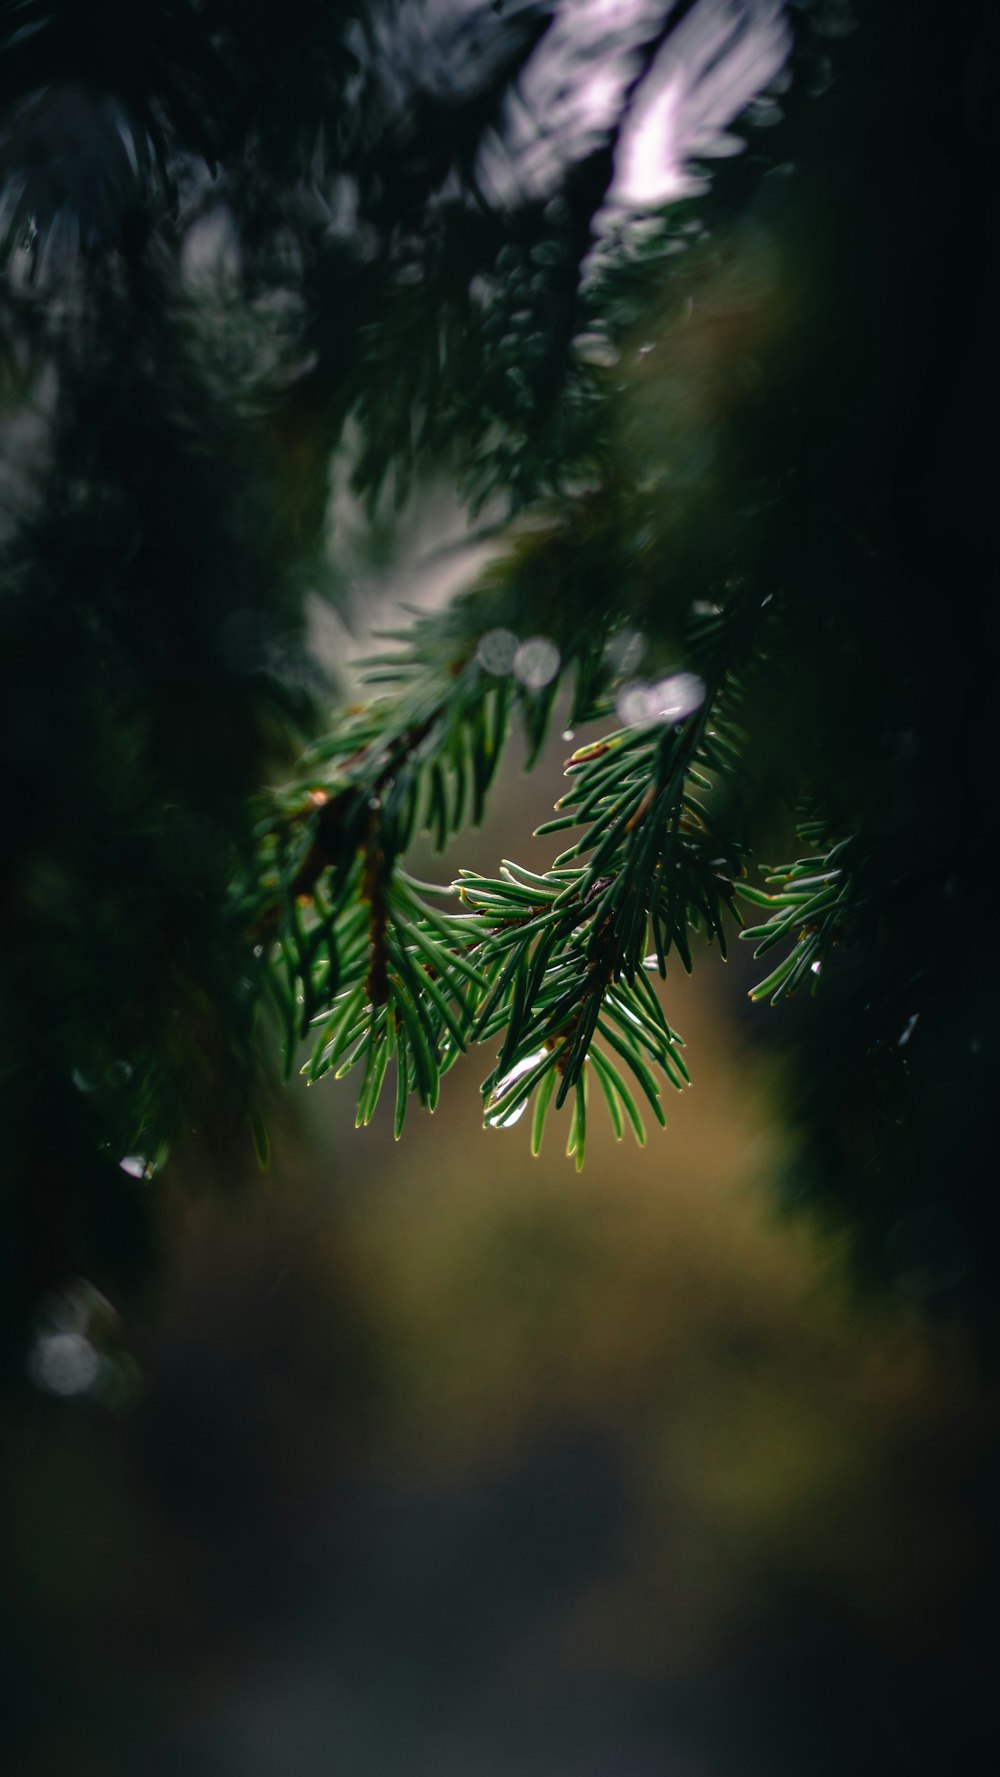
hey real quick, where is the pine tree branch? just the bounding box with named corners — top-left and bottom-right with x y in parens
top-left (738, 823), bottom-right (861, 1004)
top-left (242, 576), bottom-right (765, 1163)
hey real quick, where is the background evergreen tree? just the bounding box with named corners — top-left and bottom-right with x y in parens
top-left (2, 0), bottom-right (998, 1387)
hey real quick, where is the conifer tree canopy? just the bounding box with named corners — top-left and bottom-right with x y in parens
top-left (2, 0), bottom-right (998, 1375)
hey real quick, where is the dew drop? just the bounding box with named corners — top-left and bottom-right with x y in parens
top-left (513, 636), bottom-right (561, 691)
top-left (28, 1331), bottom-right (100, 1397)
top-left (650, 672), bottom-right (705, 723)
top-left (489, 1097), bottom-right (529, 1128)
top-left (119, 1154), bottom-right (153, 1179)
top-left (485, 1050), bottom-right (547, 1128)
top-left (616, 682), bottom-right (653, 727)
top-left (476, 628), bottom-right (519, 675)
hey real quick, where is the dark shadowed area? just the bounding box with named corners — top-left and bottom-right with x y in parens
top-left (3, 2), bottom-right (999, 1772)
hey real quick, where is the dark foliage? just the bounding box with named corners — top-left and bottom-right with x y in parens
top-left (2, 0), bottom-right (999, 1377)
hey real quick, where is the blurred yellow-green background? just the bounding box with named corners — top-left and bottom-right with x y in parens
top-left (4, 710), bottom-right (995, 1777)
